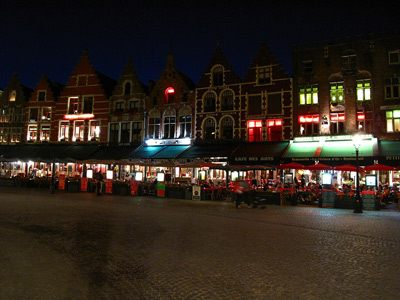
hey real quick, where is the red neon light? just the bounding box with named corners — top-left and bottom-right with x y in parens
top-left (275, 120), bottom-right (282, 126)
top-left (313, 116), bottom-right (319, 122)
top-left (299, 116), bottom-right (306, 123)
top-left (165, 87), bottom-right (175, 94)
top-left (299, 115), bottom-right (318, 123)
top-left (63, 114), bottom-right (95, 120)
top-left (248, 120), bottom-right (262, 128)
top-left (268, 121), bottom-right (274, 127)
top-left (357, 114), bottom-right (365, 120)
top-left (331, 115), bottom-right (345, 122)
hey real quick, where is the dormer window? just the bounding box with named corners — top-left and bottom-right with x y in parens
top-left (37, 91), bottom-right (46, 101)
top-left (9, 90), bottom-right (16, 102)
top-left (124, 82), bottom-right (131, 95)
top-left (258, 67), bottom-right (271, 84)
top-left (212, 66), bottom-right (224, 86)
top-left (165, 87), bottom-right (175, 103)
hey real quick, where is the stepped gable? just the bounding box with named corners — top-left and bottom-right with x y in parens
top-left (114, 58), bottom-right (147, 95)
top-left (197, 42), bottom-right (241, 87)
top-left (1, 73), bottom-right (33, 104)
top-left (30, 74), bottom-right (64, 102)
top-left (244, 42), bottom-right (288, 81)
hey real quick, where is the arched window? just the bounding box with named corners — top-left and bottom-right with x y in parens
top-left (179, 106), bottom-right (192, 138)
top-left (221, 117), bottom-right (233, 140)
top-left (221, 90), bottom-right (234, 111)
top-left (204, 118), bottom-right (216, 140)
top-left (148, 110), bottom-right (161, 139)
top-left (163, 109), bottom-right (176, 139)
top-left (124, 82), bottom-right (131, 96)
top-left (204, 92), bottom-right (216, 112)
top-left (212, 66), bottom-right (224, 86)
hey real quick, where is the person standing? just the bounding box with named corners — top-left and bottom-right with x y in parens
top-left (95, 171), bottom-right (104, 196)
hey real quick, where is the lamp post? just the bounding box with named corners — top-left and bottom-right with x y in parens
top-left (353, 134), bottom-right (363, 213)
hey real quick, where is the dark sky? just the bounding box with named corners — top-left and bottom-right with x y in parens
top-left (1, 0), bottom-right (399, 89)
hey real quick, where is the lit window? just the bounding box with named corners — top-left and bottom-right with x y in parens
top-left (267, 119), bottom-right (282, 141)
top-left (163, 112), bottom-right (176, 139)
top-left (386, 110), bottom-right (400, 132)
top-left (165, 87), bottom-right (175, 103)
top-left (179, 115), bottom-right (191, 138)
top-left (299, 115), bottom-right (319, 136)
top-left (357, 80), bottom-right (371, 101)
top-left (74, 121), bottom-right (84, 141)
top-left (330, 82), bottom-right (344, 103)
top-left (247, 120), bottom-right (262, 142)
top-left (330, 113), bottom-right (345, 134)
top-left (89, 120), bottom-right (100, 141)
top-left (59, 121), bottom-right (69, 141)
top-left (40, 125), bottom-right (50, 141)
top-left (149, 116), bottom-right (161, 139)
top-left (68, 97), bottom-right (79, 114)
top-left (27, 125), bottom-right (37, 141)
top-left (41, 107), bottom-right (52, 121)
top-left (299, 85), bottom-right (318, 105)
top-left (9, 90), bottom-right (16, 102)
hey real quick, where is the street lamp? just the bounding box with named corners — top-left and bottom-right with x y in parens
top-left (353, 134), bottom-right (363, 213)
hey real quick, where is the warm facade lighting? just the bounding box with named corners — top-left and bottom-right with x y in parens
top-left (63, 114), bottom-right (95, 120)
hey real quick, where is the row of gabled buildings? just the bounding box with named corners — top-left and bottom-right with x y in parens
top-left (0, 31), bottom-right (399, 168)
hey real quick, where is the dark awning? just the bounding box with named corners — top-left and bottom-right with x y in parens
top-left (79, 144), bottom-right (140, 164)
top-left (229, 141), bottom-right (288, 165)
top-left (57, 144), bottom-right (102, 163)
top-left (151, 145), bottom-right (190, 159)
top-left (179, 142), bottom-right (240, 160)
top-left (377, 140), bottom-right (400, 166)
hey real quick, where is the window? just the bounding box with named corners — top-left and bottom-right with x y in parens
top-left (303, 61), bottom-right (313, 74)
top-left (132, 122), bottom-right (142, 141)
top-left (384, 77), bottom-right (399, 99)
top-left (10, 128), bottom-right (21, 143)
top-left (204, 92), bottom-right (216, 112)
top-left (258, 67), bottom-right (271, 84)
top-left (40, 125), bottom-right (50, 141)
top-left (299, 85), bottom-right (318, 105)
top-left (330, 113), bottom-right (345, 134)
top-left (121, 122), bottom-right (130, 143)
top-left (83, 96), bottom-right (93, 114)
top-left (330, 82), bottom-right (344, 104)
top-left (389, 50), bottom-right (400, 65)
top-left (386, 110), bottom-right (400, 132)
top-left (149, 117), bottom-right (161, 139)
top-left (267, 94), bottom-right (282, 114)
top-left (163, 114), bottom-right (176, 139)
top-left (212, 66), bottom-right (223, 86)
top-left (29, 108), bottom-right (39, 122)
top-left (41, 107), bottom-right (52, 121)
top-left (109, 123), bottom-right (119, 143)
top-left (221, 117), bottom-right (233, 140)
top-left (89, 120), bottom-right (100, 141)
top-left (299, 115), bottom-right (319, 136)
top-left (165, 87), bottom-right (175, 103)
top-left (13, 108), bottom-right (22, 123)
top-left (115, 101), bottom-right (124, 112)
top-left (124, 82), bottom-right (131, 95)
top-left (356, 80), bottom-right (371, 101)
top-left (59, 121), bottom-right (69, 141)
top-left (204, 118), bottom-right (216, 140)
top-left (73, 121), bottom-right (84, 141)
top-left (341, 54), bottom-right (356, 71)
top-left (357, 113), bottom-right (368, 132)
top-left (248, 96), bottom-right (262, 115)
top-left (129, 100), bottom-right (139, 111)
top-left (0, 128), bottom-right (9, 142)
top-left (68, 97), bottom-right (79, 114)
top-left (267, 119), bottom-right (282, 141)
top-left (9, 90), bottom-right (16, 102)
top-left (179, 115), bottom-right (191, 138)
top-left (77, 75), bottom-right (87, 86)
top-left (221, 90), bottom-right (234, 111)
top-left (248, 120), bottom-right (262, 142)
top-left (0, 109), bottom-right (8, 123)
top-left (37, 91), bottom-right (46, 101)
top-left (27, 125), bottom-right (37, 141)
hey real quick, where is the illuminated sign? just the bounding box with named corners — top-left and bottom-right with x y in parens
top-left (248, 120), bottom-right (262, 128)
top-left (145, 138), bottom-right (191, 146)
top-left (63, 114), bottom-right (95, 120)
top-left (299, 115), bottom-right (319, 123)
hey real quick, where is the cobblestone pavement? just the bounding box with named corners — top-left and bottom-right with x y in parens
top-left (0, 187), bottom-right (399, 300)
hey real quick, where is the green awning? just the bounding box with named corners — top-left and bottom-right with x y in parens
top-left (152, 145), bottom-right (189, 159)
top-left (127, 145), bottom-right (164, 159)
top-left (377, 140), bottom-right (400, 166)
top-left (284, 142), bottom-right (319, 158)
top-left (320, 141), bottom-right (373, 157)
top-left (179, 142), bottom-right (240, 159)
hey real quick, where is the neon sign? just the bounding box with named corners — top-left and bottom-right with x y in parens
top-left (63, 114), bottom-right (95, 120)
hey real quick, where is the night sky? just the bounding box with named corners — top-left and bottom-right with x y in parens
top-left (1, 0), bottom-right (399, 89)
